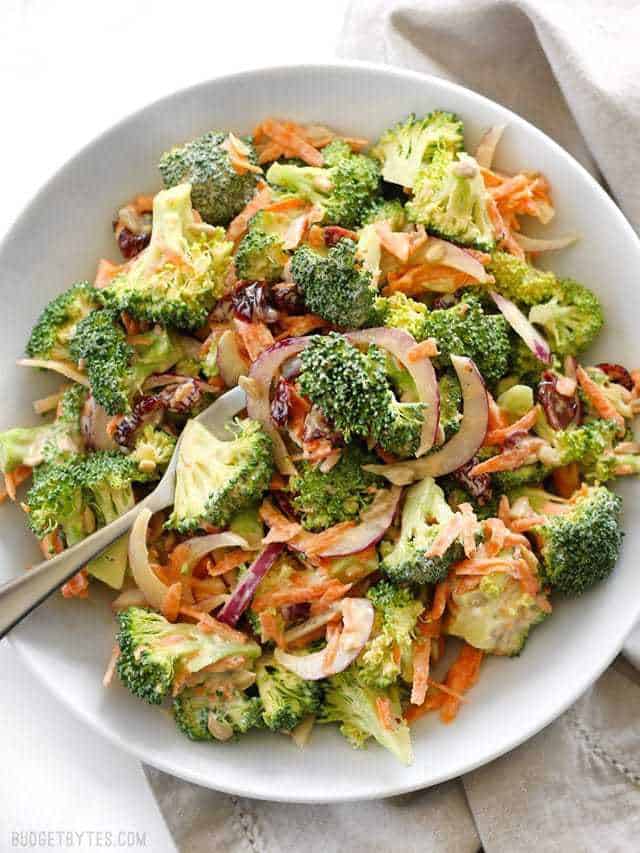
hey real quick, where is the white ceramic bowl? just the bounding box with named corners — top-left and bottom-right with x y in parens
top-left (3, 62), bottom-right (640, 803)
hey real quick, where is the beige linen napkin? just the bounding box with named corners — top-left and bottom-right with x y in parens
top-left (147, 2), bottom-right (640, 849)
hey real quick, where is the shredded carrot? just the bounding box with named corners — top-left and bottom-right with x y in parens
top-left (178, 606), bottom-right (248, 643)
top-left (257, 140), bottom-right (286, 164)
top-left (482, 517), bottom-right (508, 557)
top-left (259, 499), bottom-right (303, 544)
top-left (439, 644), bottom-right (484, 723)
top-left (211, 548), bottom-right (251, 576)
top-left (227, 181), bottom-right (272, 242)
top-left (322, 622), bottom-right (342, 671)
top-left (277, 313), bottom-right (328, 339)
top-left (404, 689), bottom-right (446, 723)
top-left (487, 392), bottom-right (509, 430)
top-left (161, 581), bottom-right (182, 622)
top-left (484, 406), bottom-right (540, 445)
top-left (375, 695), bottom-right (396, 731)
top-left (426, 514), bottom-right (464, 558)
top-left (407, 338), bottom-right (439, 362)
top-left (253, 579), bottom-right (348, 612)
top-left (469, 439), bottom-right (545, 476)
top-left (498, 494), bottom-right (511, 525)
top-left (3, 465), bottom-right (32, 501)
top-left (576, 366), bottom-right (626, 433)
top-left (410, 638), bottom-right (431, 706)
top-left (552, 463), bottom-right (580, 499)
top-left (384, 264), bottom-right (478, 297)
top-left (309, 581), bottom-right (353, 615)
top-left (61, 569), bottom-right (89, 599)
top-left (509, 515), bottom-right (547, 533)
top-left (259, 610), bottom-right (286, 648)
top-left (418, 617), bottom-right (442, 638)
top-left (102, 643), bottom-right (120, 688)
top-left (223, 132), bottom-right (263, 176)
top-left (39, 530), bottom-right (64, 559)
top-left (259, 119), bottom-right (324, 167)
top-left (430, 580), bottom-right (450, 620)
top-left (94, 258), bottom-right (123, 289)
top-left (233, 317), bottom-right (274, 362)
top-left (263, 197), bottom-right (309, 214)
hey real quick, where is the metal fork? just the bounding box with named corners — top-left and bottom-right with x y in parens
top-left (0, 386), bottom-right (246, 639)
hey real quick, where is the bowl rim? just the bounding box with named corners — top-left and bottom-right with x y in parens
top-left (6, 59), bottom-right (640, 802)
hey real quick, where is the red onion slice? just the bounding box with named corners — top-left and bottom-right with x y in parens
top-left (475, 125), bottom-right (506, 169)
top-left (17, 358), bottom-right (89, 386)
top-left (490, 291), bottom-right (552, 365)
top-left (415, 238), bottom-right (493, 283)
top-left (217, 329), bottom-right (250, 387)
top-left (128, 508), bottom-right (171, 611)
top-left (217, 543), bottom-right (284, 626)
top-left (309, 486), bottom-right (402, 558)
top-left (274, 598), bottom-right (374, 680)
top-left (514, 232), bottom-right (579, 253)
top-left (178, 532), bottom-right (252, 574)
top-left (246, 337), bottom-right (311, 475)
top-left (363, 356), bottom-right (488, 485)
top-left (347, 328), bottom-right (439, 456)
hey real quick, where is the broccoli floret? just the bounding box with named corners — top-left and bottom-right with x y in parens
top-left (532, 485), bottom-right (623, 595)
top-left (25, 460), bottom-right (86, 545)
top-left (487, 252), bottom-right (559, 306)
top-left (70, 311), bottom-right (182, 415)
top-left (382, 477), bottom-right (462, 584)
top-left (407, 150), bottom-right (495, 251)
top-left (362, 198), bottom-right (407, 230)
top-left (371, 111), bottom-right (464, 189)
top-left (298, 333), bottom-right (424, 456)
top-left (375, 292), bottom-right (428, 340)
top-left (290, 239), bottom-right (377, 328)
top-left (509, 338), bottom-right (550, 384)
top-left (235, 210), bottom-right (294, 282)
top-left (26, 281), bottom-right (99, 361)
top-left (439, 372), bottom-right (463, 438)
top-left (100, 184), bottom-right (233, 329)
top-left (289, 443), bottom-right (383, 532)
top-left (173, 673), bottom-right (263, 741)
top-left (446, 571), bottom-right (549, 655)
top-left (168, 418), bottom-right (273, 533)
top-left (320, 669), bottom-right (413, 765)
top-left (553, 420), bottom-right (619, 477)
top-left (492, 462), bottom-right (550, 494)
top-left (422, 292), bottom-right (511, 385)
top-left (266, 151), bottom-right (380, 229)
top-left (70, 310), bottom-right (133, 415)
top-left (497, 383), bottom-right (535, 421)
top-left (358, 580), bottom-right (424, 688)
top-left (0, 425), bottom-right (51, 473)
top-left (528, 278), bottom-right (604, 356)
top-left (0, 385), bottom-right (87, 475)
top-left (255, 657), bottom-right (323, 732)
top-left (130, 425), bottom-right (177, 477)
top-left (0, 383), bottom-right (86, 473)
top-left (159, 131), bottom-right (259, 226)
top-left (117, 607), bottom-right (260, 704)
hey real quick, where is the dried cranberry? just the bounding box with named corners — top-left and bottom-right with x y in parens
top-left (232, 281), bottom-right (278, 323)
top-left (271, 378), bottom-right (292, 427)
top-left (281, 603), bottom-right (310, 623)
top-left (271, 281), bottom-right (305, 314)
top-left (596, 362), bottom-right (634, 391)
top-left (537, 371), bottom-right (581, 430)
top-left (114, 395), bottom-right (164, 446)
top-left (273, 491), bottom-right (298, 520)
top-left (116, 227), bottom-right (150, 260)
top-left (303, 405), bottom-right (334, 442)
top-left (451, 457), bottom-right (493, 505)
top-left (432, 293), bottom-right (460, 311)
top-left (323, 226), bottom-right (357, 247)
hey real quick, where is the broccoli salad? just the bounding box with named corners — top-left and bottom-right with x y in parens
top-left (3, 113), bottom-right (638, 765)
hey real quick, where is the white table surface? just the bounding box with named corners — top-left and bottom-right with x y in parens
top-left (0, 1), bottom-right (346, 849)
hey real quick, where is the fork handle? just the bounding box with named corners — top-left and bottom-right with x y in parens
top-left (0, 491), bottom-right (169, 640)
